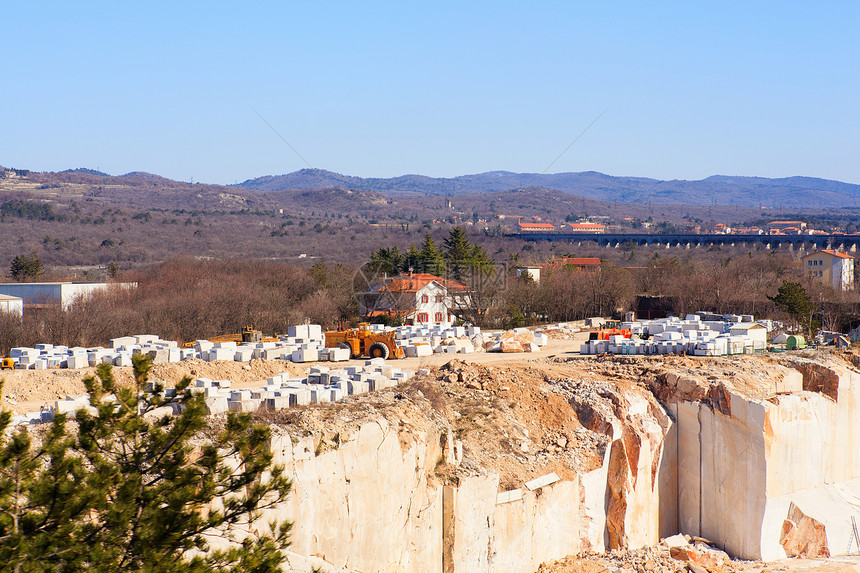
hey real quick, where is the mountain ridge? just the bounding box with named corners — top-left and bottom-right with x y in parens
top-left (7, 164), bottom-right (860, 209)
top-left (233, 168), bottom-right (860, 208)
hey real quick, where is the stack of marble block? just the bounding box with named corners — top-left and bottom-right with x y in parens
top-left (200, 358), bottom-right (414, 414)
top-left (8, 335), bottom-right (190, 370)
top-left (192, 324), bottom-right (336, 364)
top-left (392, 324), bottom-right (484, 356)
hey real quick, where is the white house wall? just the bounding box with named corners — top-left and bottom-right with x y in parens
top-left (413, 283), bottom-right (451, 325)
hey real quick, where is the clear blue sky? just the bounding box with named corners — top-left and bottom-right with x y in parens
top-left (2, 1), bottom-right (858, 184)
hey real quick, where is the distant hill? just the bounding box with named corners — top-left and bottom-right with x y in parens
top-left (62, 167), bottom-right (110, 177)
top-left (236, 169), bottom-right (860, 208)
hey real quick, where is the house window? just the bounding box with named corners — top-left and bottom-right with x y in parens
top-left (435, 294), bottom-right (444, 303)
top-left (435, 312), bottom-right (443, 322)
top-left (421, 294), bottom-right (429, 304)
top-left (417, 312), bottom-right (429, 323)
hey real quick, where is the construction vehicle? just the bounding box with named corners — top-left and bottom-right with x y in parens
top-left (1, 357), bottom-right (14, 370)
top-left (182, 325), bottom-right (279, 348)
top-left (589, 327), bottom-right (633, 341)
top-left (324, 322), bottom-right (405, 360)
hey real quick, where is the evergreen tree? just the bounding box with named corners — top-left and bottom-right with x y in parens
top-left (469, 242), bottom-right (495, 276)
top-left (9, 252), bottom-right (44, 281)
top-left (366, 246), bottom-right (405, 277)
top-left (443, 227), bottom-right (473, 281)
top-left (768, 280), bottom-right (815, 335)
top-left (403, 244), bottom-right (421, 273)
top-left (418, 234), bottom-right (446, 276)
top-left (0, 355), bottom-right (292, 571)
top-left (443, 227), bottom-right (494, 282)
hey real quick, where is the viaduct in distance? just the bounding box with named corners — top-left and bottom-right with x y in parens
top-left (510, 232), bottom-right (860, 251)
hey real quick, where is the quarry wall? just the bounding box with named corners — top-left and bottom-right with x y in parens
top-left (258, 357), bottom-right (860, 572)
top-left (262, 419), bottom-right (444, 573)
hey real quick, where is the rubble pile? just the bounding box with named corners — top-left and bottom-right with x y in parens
top-left (535, 323), bottom-right (583, 340)
top-left (537, 535), bottom-right (755, 573)
top-left (481, 328), bottom-right (550, 353)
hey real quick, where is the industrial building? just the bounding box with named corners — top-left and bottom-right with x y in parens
top-left (0, 281), bottom-right (136, 310)
top-left (516, 220), bottom-right (556, 233)
top-left (0, 293), bottom-right (24, 317)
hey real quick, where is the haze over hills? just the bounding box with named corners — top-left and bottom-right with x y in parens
top-left (236, 169), bottom-right (860, 209)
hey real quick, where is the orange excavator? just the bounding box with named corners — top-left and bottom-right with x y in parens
top-left (183, 325), bottom-right (279, 348)
top-left (324, 322), bottom-right (405, 359)
top-left (588, 321), bottom-right (632, 341)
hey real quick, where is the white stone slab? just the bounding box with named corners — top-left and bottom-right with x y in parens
top-left (496, 489), bottom-right (524, 505)
top-left (523, 472), bottom-right (560, 491)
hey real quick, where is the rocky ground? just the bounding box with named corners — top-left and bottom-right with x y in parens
top-left (537, 539), bottom-right (860, 573)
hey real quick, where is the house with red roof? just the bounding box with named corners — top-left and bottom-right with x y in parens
top-left (801, 250), bottom-right (854, 291)
top-left (552, 257), bottom-right (601, 271)
top-left (564, 222), bottom-right (605, 234)
top-left (358, 272), bottom-right (469, 325)
top-left (516, 219), bottom-right (556, 233)
top-left (768, 220), bottom-right (807, 234)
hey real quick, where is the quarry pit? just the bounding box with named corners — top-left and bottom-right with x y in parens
top-left (4, 342), bottom-right (860, 573)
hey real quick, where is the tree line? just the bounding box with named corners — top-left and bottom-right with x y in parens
top-left (1, 199), bottom-right (60, 222)
top-left (1, 247), bottom-right (858, 355)
top-left (366, 227), bottom-right (494, 282)
top-left (0, 257), bottom-right (358, 354)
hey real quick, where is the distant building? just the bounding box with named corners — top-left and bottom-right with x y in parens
top-left (358, 272), bottom-right (468, 325)
top-left (768, 220), bottom-right (807, 234)
top-left (0, 281), bottom-right (136, 311)
top-left (514, 266), bottom-right (542, 283)
top-left (801, 250), bottom-right (854, 291)
top-left (515, 257), bottom-right (600, 284)
top-left (0, 293), bottom-right (24, 317)
top-left (516, 220), bottom-right (555, 233)
top-left (734, 227), bottom-right (763, 235)
top-left (564, 223), bottom-right (605, 234)
top-left (552, 257), bottom-right (601, 271)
